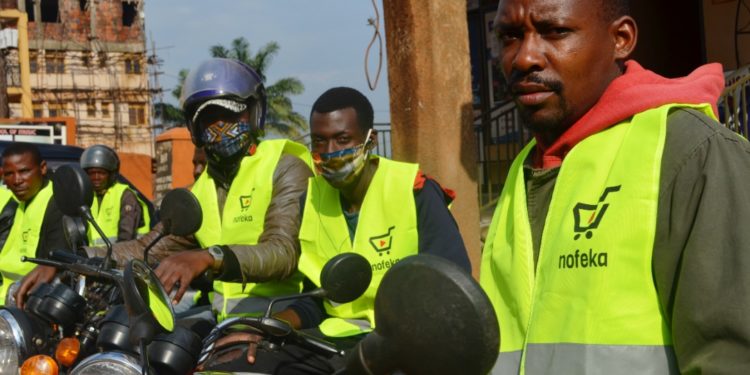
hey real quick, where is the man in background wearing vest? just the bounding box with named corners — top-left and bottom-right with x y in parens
top-left (80, 144), bottom-right (150, 246)
top-left (16, 59), bottom-right (314, 322)
top-left (0, 143), bottom-right (66, 304)
top-left (211, 87), bottom-right (472, 373)
top-left (481, 0), bottom-right (750, 373)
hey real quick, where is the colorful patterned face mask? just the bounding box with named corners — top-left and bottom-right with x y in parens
top-left (313, 129), bottom-right (374, 187)
top-left (201, 121), bottom-right (253, 159)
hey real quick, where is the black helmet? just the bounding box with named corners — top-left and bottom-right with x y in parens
top-left (179, 58), bottom-right (266, 147)
top-left (80, 144), bottom-right (119, 172)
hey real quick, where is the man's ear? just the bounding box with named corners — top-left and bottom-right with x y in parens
top-left (40, 160), bottom-right (47, 176)
top-left (610, 16), bottom-right (637, 61)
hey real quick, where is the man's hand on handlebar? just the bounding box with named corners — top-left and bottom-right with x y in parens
top-left (154, 250), bottom-right (213, 305)
top-left (15, 265), bottom-right (58, 309)
top-left (214, 331), bottom-right (265, 365)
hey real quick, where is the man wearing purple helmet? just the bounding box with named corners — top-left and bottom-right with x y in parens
top-left (16, 59), bottom-right (314, 321)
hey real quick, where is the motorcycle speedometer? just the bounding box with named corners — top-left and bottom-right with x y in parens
top-left (38, 283), bottom-right (85, 328)
top-left (24, 283), bottom-right (53, 321)
top-left (96, 305), bottom-right (133, 353)
top-left (69, 352), bottom-right (142, 375)
top-left (147, 326), bottom-right (202, 375)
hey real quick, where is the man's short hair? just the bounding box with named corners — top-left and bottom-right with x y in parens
top-left (2, 142), bottom-right (42, 165)
top-left (601, 0), bottom-right (630, 22)
top-left (311, 87), bottom-right (374, 132)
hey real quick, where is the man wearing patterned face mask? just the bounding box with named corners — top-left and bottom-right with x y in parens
top-left (227, 87), bottom-right (471, 373)
top-left (16, 59), bottom-right (315, 323)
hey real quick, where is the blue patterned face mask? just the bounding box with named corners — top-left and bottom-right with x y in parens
top-left (201, 121), bottom-right (253, 159)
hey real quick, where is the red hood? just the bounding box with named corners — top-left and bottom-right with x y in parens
top-left (533, 60), bottom-right (725, 169)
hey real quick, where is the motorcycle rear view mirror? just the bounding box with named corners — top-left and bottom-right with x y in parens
top-left (51, 164), bottom-right (93, 217)
top-left (52, 164), bottom-right (114, 269)
top-left (320, 252), bottom-right (372, 304)
top-left (143, 188), bottom-right (202, 265)
top-left (265, 252), bottom-right (371, 317)
top-left (158, 188), bottom-right (202, 237)
top-left (346, 255), bottom-right (499, 375)
top-left (123, 259), bottom-right (175, 348)
top-left (62, 215), bottom-right (88, 250)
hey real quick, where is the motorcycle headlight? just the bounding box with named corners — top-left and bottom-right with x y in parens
top-left (70, 352), bottom-right (142, 375)
top-left (0, 308), bottom-right (32, 374)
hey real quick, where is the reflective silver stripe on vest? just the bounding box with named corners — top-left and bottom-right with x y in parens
top-left (214, 295), bottom-right (296, 317)
top-left (91, 236), bottom-right (117, 246)
top-left (524, 343), bottom-right (677, 375)
top-left (340, 318), bottom-right (372, 331)
top-left (490, 351), bottom-right (522, 375)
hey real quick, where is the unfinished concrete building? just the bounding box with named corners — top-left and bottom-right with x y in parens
top-left (5, 0), bottom-right (152, 156)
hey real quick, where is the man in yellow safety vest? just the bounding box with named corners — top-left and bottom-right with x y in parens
top-left (480, 0), bottom-right (750, 373)
top-left (0, 142), bottom-right (67, 304)
top-left (80, 144), bottom-right (150, 245)
top-left (15, 59), bottom-right (313, 323)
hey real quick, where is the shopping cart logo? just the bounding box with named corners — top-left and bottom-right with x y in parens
top-left (369, 226), bottom-right (395, 256)
top-left (572, 185), bottom-right (621, 240)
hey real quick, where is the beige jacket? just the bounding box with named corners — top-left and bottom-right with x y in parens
top-left (86, 154), bottom-right (313, 283)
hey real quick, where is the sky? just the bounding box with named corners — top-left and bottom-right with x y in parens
top-left (143, 0), bottom-right (392, 126)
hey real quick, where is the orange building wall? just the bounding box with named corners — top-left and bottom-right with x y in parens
top-left (119, 152), bottom-right (153, 200)
top-left (154, 127), bottom-right (195, 202)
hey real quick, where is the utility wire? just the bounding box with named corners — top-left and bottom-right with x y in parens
top-left (364, 0), bottom-right (383, 91)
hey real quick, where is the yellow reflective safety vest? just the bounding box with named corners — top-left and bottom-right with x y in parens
top-left (88, 182), bottom-right (151, 246)
top-left (298, 157), bottom-right (419, 337)
top-left (0, 182), bottom-right (55, 303)
top-left (480, 104), bottom-right (717, 374)
top-left (0, 188), bottom-right (12, 209)
top-left (191, 139), bottom-right (313, 320)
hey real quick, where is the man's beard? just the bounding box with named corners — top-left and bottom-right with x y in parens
top-left (518, 97), bottom-right (571, 137)
top-left (509, 73), bottom-right (570, 141)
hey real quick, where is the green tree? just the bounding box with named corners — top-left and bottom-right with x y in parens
top-left (153, 102), bottom-right (184, 127)
top-left (151, 69), bottom-right (189, 128)
top-left (171, 69), bottom-right (189, 102)
top-left (209, 38), bottom-right (307, 138)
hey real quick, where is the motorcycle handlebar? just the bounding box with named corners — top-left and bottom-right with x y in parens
top-left (198, 316), bottom-right (341, 367)
top-left (49, 250), bottom-right (87, 264)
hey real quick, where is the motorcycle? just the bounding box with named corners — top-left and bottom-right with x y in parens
top-left (0, 164), bottom-right (204, 374)
top-left (2, 164), bottom-right (501, 374)
top-left (195, 253), bottom-right (500, 375)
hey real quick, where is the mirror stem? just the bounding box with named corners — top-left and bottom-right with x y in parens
top-left (80, 206), bottom-right (113, 271)
top-left (142, 232), bottom-right (166, 267)
top-left (265, 289), bottom-right (326, 318)
top-left (140, 338), bottom-right (149, 375)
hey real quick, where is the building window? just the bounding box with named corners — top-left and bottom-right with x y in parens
top-left (45, 53), bottom-right (65, 74)
top-left (124, 55), bottom-right (141, 74)
top-left (25, 0), bottom-right (35, 22)
top-left (128, 103), bottom-right (146, 125)
top-left (40, 0), bottom-right (60, 23)
top-left (48, 103), bottom-right (65, 117)
top-left (29, 53), bottom-right (38, 73)
top-left (86, 102), bottom-right (96, 117)
top-left (32, 103), bottom-right (43, 118)
top-left (122, 2), bottom-right (137, 27)
top-left (98, 51), bottom-right (108, 68)
top-left (81, 53), bottom-right (92, 68)
top-left (101, 102), bottom-right (111, 117)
